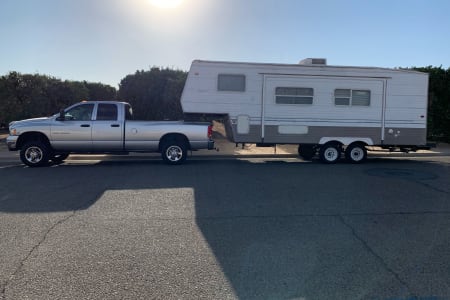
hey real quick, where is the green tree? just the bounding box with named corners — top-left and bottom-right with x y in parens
top-left (0, 72), bottom-right (117, 126)
top-left (414, 66), bottom-right (450, 142)
top-left (118, 67), bottom-right (187, 120)
top-left (83, 81), bottom-right (117, 101)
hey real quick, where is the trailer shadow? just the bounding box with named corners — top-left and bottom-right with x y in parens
top-left (1, 157), bottom-right (449, 298)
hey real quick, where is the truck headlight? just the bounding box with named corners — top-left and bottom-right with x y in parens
top-left (10, 128), bottom-right (17, 136)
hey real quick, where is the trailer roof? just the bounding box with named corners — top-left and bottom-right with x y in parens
top-left (192, 59), bottom-right (428, 76)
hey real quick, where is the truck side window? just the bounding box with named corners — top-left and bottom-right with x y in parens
top-left (96, 104), bottom-right (118, 121)
top-left (125, 104), bottom-right (134, 120)
top-left (65, 104), bottom-right (94, 121)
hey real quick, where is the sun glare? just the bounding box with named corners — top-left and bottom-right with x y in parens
top-left (149, 0), bottom-right (184, 9)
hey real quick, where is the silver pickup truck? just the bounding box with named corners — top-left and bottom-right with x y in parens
top-left (6, 101), bottom-right (214, 166)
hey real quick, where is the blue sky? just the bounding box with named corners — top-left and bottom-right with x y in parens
top-left (1, 0), bottom-right (449, 87)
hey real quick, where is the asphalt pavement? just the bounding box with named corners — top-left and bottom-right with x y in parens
top-left (1, 133), bottom-right (450, 299)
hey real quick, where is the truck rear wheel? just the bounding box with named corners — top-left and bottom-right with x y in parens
top-left (161, 141), bottom-right (187, 165)
top-left (20, 141), bottom-right (51, 167)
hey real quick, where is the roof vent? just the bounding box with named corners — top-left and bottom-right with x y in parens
top-left (299, 58), bottom-right (327, 65)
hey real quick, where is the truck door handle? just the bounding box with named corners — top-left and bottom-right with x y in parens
top-left (80, 124), bottom-right (90, 127)
top-left (111, 124), bottom-right (120, 127)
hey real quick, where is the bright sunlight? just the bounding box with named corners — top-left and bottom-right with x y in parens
top-left (149, 0), bottom-right (184, 9)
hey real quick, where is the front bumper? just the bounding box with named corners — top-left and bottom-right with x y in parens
top-left (6, 135), bottom-right (18, 151)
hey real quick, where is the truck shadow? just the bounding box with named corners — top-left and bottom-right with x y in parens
top-left (1, 158), bottom-right (449, 298)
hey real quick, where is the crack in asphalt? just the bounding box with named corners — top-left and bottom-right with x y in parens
top-left (0, 212), bottom-right (77, 300)
top-left (0, 185), bottom-right (104, 300)
top-left (413, 180), bottom-right (450, 194)
top-left (337, 215), bottom-right (414, 296)
top-left (1, 205), bottom-right (447, 298)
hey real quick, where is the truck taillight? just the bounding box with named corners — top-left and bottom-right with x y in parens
top-left (208, 125), bottom-right (213, 139)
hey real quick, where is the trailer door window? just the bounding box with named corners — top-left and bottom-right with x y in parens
top-left (218, 74), bottom-right (246, 92)
top-left (335, 89), bottom-right (370, 106)
top-left (275, 87), bottom-right (313, 105)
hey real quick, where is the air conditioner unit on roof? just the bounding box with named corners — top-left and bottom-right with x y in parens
top-left (299, 58), bottom-right (327, 65)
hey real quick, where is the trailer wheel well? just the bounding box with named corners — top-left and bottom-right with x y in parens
top-left (320, 141), bottom-right (343, 151)
top-left (346, 141), bottom-right (369, 148)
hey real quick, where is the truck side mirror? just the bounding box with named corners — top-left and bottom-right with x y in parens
top-left (57, 109), bottom-right (65, 121)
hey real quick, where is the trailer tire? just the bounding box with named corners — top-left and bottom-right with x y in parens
top-left (345, 143), bottom-right (367, 163)
top-left (319, 143), bottom-right (341, 164)
top-left (161, 140), bottom-right (187, 165)
top-left (20, 141), bottom-right (51, 167)
top-left (298, 144), bottom-right (315, 160)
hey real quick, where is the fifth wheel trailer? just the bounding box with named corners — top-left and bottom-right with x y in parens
top-left (180, 59), bottom-right (430, 163)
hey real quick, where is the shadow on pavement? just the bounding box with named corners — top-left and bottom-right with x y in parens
top-left (1, 158), bottom-right (449, 298)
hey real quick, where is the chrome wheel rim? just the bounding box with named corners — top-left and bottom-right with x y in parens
top-left (166, 145), bottom-right (183, 162)
top-left (25, 146), bottom-right (43, 164)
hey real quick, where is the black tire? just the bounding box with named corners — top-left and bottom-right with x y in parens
top-left (20, 141), bottom-right (51, 167)
top-left (51, 153), bottom-right (70, 164)
top-left (319, 143), bottom-right (341, 164)
top-left (345, 143), bottom-right (367, 163)
top-left (161, 140), bottom-right (187, 165)
top-left (298, 144), bottom-right (315, 160)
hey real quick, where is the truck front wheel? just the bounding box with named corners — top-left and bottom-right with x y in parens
top-left (20, 141), bottom-right (51, 167)
top-left (161, 141), bottom-right (187, 165)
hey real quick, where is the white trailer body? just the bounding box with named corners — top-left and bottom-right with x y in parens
top-left (180, 60), bottom-right (429, 160)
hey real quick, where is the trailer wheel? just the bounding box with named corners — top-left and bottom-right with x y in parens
top-left (345, 143), bottom-right (367, 163)
top-left (298, 144), bottom-right (315, 160)
top-left (20, 141), bottom-right (51, 167)
top-left (161, 140), bottom-right (187, 165)
top-left (319, 143), bottom-right (341, 164)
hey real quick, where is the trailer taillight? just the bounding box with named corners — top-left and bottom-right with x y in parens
top-left (207, 125), bottom-right (213, 139)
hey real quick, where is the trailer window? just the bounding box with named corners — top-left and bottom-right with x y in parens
top-left (335, 89), bottom-right (370, 106)
top-left (218, 74), bottom-right (246, 92)
top-left (352, 90), bottom-right (371, 106)
top-left (275, 87), bottom-right (313, 105)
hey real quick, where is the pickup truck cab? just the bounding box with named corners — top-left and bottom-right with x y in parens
top-left (7, 101), bottom-right (214, 166)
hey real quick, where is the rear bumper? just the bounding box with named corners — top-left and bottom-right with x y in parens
top-left (208, 140), bottom-right (215, 150)
top-left (6, 136), bottom-right (18, 151)
top-left (189, 139), bottom-right (215, 151)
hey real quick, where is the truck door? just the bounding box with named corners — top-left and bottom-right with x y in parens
top-left (92, 103), bottom-right (124, 150)
top-left (51, 103), bottom-right (94, 151)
